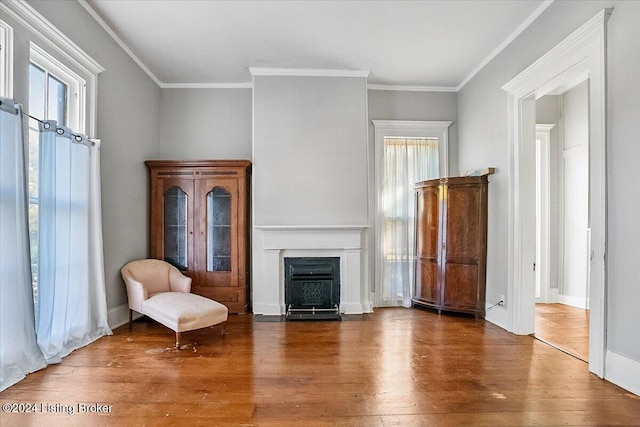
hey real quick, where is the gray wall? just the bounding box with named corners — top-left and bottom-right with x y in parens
top-left (458, 0), bottom-right (640, 361)
top-left (368, 90), bottom-right (458, 176)
top-left (605, 0), bottom-right (640, 361)
top-left (27, 1), bottom-right (162, 312)
top-left (158, 88), bottom-right (252, 160)
top-left (253, 76), bottom-right (369, 226)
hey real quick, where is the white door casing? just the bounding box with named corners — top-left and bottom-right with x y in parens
top-left (502, 9), bottom-right (611, 378)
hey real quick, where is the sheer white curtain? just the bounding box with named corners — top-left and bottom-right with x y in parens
top-left (0, 98), bottom-right (46, 391)
top-left (36, 121), bottom-right (111, 364)
top-left (380, 137), bottom-right (439, 307)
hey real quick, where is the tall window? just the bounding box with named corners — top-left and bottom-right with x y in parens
top-left (373, 120), bottom-right (452, 307)
top-left (380, 137), bottom-right (439, 306)
top-left (27, 46), bottom-right (83, 304)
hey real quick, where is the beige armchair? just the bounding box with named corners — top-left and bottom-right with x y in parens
top-left (121, 259), bottom-right (228, 347)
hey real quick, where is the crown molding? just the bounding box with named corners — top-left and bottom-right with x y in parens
top-left (371, 120), bottom-right (452, 131)
top-left (1, 0), bottom-right (104, 74)
top-left (502, 8), bottom-right (612, 96)
top-left (367, 84), bottom-right (457, 93)
top-left (77, 0), bottom-right (161, 86)
top-left (160, 82), bottom-right (253, 89)
top-left (457, 0), bottom-right (554, 91)
top-left (249, 67), bottom-right (369, 78)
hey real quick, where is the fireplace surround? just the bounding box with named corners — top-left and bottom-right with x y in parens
top-left (252, 226), bottom-right (368, 316)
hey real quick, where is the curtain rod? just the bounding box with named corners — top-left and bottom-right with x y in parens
top-left (25, 113), bottom-right (96, 146)
top-left (0, 100), bottom-right (96, 144)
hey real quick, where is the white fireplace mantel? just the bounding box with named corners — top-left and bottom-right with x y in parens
top-left (252, 225), bottom-right (369, 315)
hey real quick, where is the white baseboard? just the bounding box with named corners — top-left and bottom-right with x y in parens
top-left (485, 305), bottom-right (508, 330)
top-left (548, 288), bottom-right (559, 303)
top-left (107, 303), bottom-right (141, 330)
top-left (361, 301), bottom-right (374, 313)
top-left (252, 303), bottom-right (282, 316)
top-left (341, 302), bottom-right (364, 315)
top-left (605, 350), bottom-right (640, 396)
top-left (558, 294), bottom-right (589, 309)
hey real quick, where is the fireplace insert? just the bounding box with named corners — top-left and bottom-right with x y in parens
top-left (284, 257), bottom-right (341, 320)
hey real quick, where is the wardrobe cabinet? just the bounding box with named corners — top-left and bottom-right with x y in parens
top-left (145, 160), bottom-right (251, 314)
top-left (412, 175), bottom-right (489, 318)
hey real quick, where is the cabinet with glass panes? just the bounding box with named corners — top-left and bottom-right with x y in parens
top-left (145, 160), bottom-right (251, 313)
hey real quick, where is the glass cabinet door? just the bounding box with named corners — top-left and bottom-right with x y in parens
top-left (207, 187), bottom-right (231, 271)
top-left (163, 186), bottom-right (188, 270)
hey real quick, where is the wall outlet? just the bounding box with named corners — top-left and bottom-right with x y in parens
top-left (499, 295), bottom-right (505, 305)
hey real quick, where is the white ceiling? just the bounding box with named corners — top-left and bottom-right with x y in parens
top-left (82, 0), bottom-right (550, 90)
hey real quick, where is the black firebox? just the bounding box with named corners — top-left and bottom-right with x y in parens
top-left (284, 257), bottom-right (341, 321)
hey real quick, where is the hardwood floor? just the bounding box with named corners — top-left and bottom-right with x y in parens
top-left (535, 303), bottom-right (589, 362)
top-left (1, 308), bottom-right (638, 426)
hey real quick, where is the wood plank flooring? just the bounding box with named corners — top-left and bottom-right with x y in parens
top-left (535, 303), bottom-right (589, 362)
top-left (1, 308), bottom-right (638, 426)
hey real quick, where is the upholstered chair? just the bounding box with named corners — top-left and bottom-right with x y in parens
top-left (121, 259), bottom-right (228, 347)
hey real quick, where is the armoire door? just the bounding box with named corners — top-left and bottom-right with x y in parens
top-left (193, 178), bottom-right (239, 292)
top-left (155, 178), bottom-right (194, 275)
top-left (414, 184), bottom-right (440, 305)
top-left (442, 183), bottom-right (484, 311)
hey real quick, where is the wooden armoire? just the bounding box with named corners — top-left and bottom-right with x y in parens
top-left (412, 175), bottom-right (489, 318)
top-left (145, 160), bottom-right (251, 314)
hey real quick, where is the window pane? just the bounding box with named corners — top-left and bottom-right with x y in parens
top-left (29, 63), bottom-right (45, 120)
top-left (48, 74), bottom-right (67, 125)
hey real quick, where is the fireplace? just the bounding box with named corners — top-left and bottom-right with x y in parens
top-left (252, 225), bottom-right (369, 316)
top-left (285, 257), bottom-right (341, 320)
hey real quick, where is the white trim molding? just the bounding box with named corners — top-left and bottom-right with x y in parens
top-left (161, 82), bottom-right (253, 89)
top-left (0, 19), bottom-right (14, 98)
top-left (535, 124), bottom-right (554, 304)
top-left (605, 350), bottom-right (640, 396)
top-left (458, 0), bottom-right (554, 91)
top-left (1, 0), bottom-right (103, 74)
top-left (77, 0), bottom-right (161, 86)
top-left (367, 84), bottom-right (457, 93)
top-left (1, 0), bottom-right (102, 136)
top-left (249, 67), bottom-right (370, 79)
top-left (502, 9), bottom-right (612, 378)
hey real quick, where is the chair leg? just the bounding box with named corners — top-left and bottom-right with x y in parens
top-left (175, 331), bottom-right (181, 348)
top-left (128, 309), bottom-right (133, 331)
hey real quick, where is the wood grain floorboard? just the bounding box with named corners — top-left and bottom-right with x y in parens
top-left (1, 307), bottom-right (638, 426)
top-left (535, 303), bottom-right (589, 361)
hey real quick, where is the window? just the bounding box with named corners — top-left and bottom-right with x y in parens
top-left (27, 44), bottom-right (84, 302)
top-left (372, 120), bottom-right (452, 307)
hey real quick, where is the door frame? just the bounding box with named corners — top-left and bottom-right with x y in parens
top-left (502, 9), bottom-right (611, 377)
top-left (535, 124), bottom-right (554, 303)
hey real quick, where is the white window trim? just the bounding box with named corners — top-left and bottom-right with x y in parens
top-left (0, 0), bottom-right (103, 135)
top-left (0, 19), bottom-right (14, 98)
top-left (371, 120), bottom-right (452, 307)
top-left (30, 42), bottom-right (85, 131)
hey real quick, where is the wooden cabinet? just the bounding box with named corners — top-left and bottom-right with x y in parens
top-left (413, 175), bottom-right (489, 318)
top-left (145, 160), bottom-right (251, 314)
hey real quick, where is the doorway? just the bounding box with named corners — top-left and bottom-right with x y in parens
top-left (502, 10), bottom-right (610, 377)
top-left (534, 83), bottom-right (590, 362)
